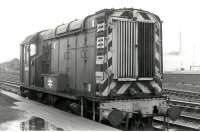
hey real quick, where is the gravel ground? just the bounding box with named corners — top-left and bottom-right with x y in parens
top-left (0, 90), bottom-right (118, 131)
top-left (0, 91), bottom-right (26, 130)
top-left (0, 92), bottom-right (25, 123)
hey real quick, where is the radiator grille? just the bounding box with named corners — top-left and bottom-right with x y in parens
top-left (138, 22), bottom-right (154, 77)
top-left (114, 20), bottom-right (138, 78)
top-left (113, 19), bottom-right (155, 79)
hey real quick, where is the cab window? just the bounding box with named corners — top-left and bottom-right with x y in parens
top-left (30, 44), bottom-right (36, 56)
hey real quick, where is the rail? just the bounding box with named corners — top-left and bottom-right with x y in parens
top-left (163, 88), bottom-right (200, 98)
top-left (153, 115), bottom-right (200, 131)
top-left (153, 88), bottom-right (200, 130)
top-left (0, 80), bottom-right (20, 94)
top-left (170, 99), bottom-right (200, 107)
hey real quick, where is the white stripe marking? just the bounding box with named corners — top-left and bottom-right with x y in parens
top-left (155, 51), bottom-right (160, 61)
top-left (96, 72), bottom-right (108, 83)
top-left (102, 82), bottom-right (117, 96)
top-left (136, 82), bottom-right (151, 93)
top-left (96, 77), bottom-right (107, 84)
top-left (96, 55), bottom-right (105, 64)
top-left (107, 65), bottom-right (112, 73)
top-left (155, 66), bottom-right (160, 72)
top-left (151, 81), bottom-right (162, 93)
top-left (108, 51), bottom-right (112, 60)
top-left (155, 35), bottom-right (159, 42)
top-left (136, 12), bottom-right (145, 21)
top-left (147, 14), bottom-right (156, 21)
top-left (117, 82), bottom-right (132, 94)
top-left (155, 66), bottom-right (161, 78)
top-left (107, 33), bottom-right (112, 44)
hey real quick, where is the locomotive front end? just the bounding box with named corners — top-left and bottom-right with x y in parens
top-left (95, 9), bottom-right (180, 129)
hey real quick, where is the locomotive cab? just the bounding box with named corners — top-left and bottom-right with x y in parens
top-left (20, 35), bottom-right (38, 87)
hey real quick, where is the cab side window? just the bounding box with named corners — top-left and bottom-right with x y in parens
top-left (30, 44), bottom-right (36, 56)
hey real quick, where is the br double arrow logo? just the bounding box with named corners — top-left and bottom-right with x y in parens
top-left (47, 78), bottom-right (53, 88)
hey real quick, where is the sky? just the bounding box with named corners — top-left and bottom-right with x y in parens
top-left (0, 0), bottom-right (200, 71)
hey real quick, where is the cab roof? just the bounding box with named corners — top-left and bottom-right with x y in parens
top-left (21, 8), bottom-right (161, 44)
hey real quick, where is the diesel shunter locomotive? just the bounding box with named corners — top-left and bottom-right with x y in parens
top-left (20, 8), bottom-right (180, 130)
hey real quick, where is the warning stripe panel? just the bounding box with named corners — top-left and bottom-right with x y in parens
top-left (95, 20), bottom-right (114, 96)
top-left (136, 82), bottom-right (151, 94)
top-left (151, 81), bottom-right (162, 93)
top-left (102, 81), bottom-right (117, 96)
top-left (154, 22), bottom-right (162, 79)
top-left (116, 82), bottom-right (132, 94)
top-left (101, 80), bottom-right (163, 96)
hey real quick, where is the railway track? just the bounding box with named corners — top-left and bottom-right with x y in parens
top-left (153, 89), bottom-right (200, 130)
top-left (153, 110), bottom-right (200, 130)
top-left (163, 88), bottom-right (200, 101)
top-left (153, 114), bottom-right (200, 131)
top-left (0, 80), bottom-right (20, 94)
top-left (169, 99), bottom-right (200, 112)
